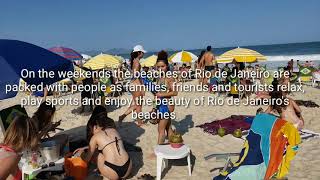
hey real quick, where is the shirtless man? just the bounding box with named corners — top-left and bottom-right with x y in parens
top-left (199, 46), bottom-right (216, 86)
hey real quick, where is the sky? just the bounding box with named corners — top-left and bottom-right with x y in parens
top-left (0, 0), bottom-right (319, 52)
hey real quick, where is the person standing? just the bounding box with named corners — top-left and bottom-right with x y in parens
top-left (118, 45), bottom-right (146, 127)
top-left (197, 50), bottom-right (206, 85)
top-left (199, 46), bottom-right (216, 86)
top-left (153, 50), bottom-right (177, 144)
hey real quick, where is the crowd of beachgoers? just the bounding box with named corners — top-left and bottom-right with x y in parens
top-left (1, 44), bottom-right (320, 180)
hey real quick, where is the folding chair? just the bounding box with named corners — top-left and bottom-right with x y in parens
top-left (0, 105), bottom-right (28, 138)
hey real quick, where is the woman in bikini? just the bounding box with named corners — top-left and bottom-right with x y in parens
top-left (76, 111), bottom-right (132, 180)
top-left (0, 115), bottom-right (38, 180)
top-left (154, 50), bottom-right (178, 144)
top-left (265, 90), bottom-right (304, 130)
top-left (118, 45), bottom-right (146, 127)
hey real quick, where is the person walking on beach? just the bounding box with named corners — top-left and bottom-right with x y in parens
top-left (118, 45), bottom-right (146, 127)
top-left (153, 50), bottom-right (178, 144)
top-left (199, 46), bottom-right (216, 86)
top-left (197, 50), bottom-right (206, 85)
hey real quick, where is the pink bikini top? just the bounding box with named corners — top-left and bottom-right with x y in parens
top-left (0, 144), bottom-right (22, 180)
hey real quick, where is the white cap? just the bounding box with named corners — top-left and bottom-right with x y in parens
top-left (133, 45), bottom-right (147, 53)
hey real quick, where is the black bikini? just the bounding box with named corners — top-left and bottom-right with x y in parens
top-left (98, 132), bottom-right (130, 179)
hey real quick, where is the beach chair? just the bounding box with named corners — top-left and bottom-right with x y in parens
top-left (312, 71), bottom-right (320, 87)
top-left (227, 75), bottom-right (241, 98)
top-left (298, 66), bottom-right (315, 85)
top-left (0, 105), bottom-right (28, 138)
top-left (206, 113), bottom-right (301, 180)
top-left (0, 104), bottom-right (64, 139)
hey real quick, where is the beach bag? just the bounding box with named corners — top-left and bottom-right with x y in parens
top-left (64, 154), bottom-right (88, 180)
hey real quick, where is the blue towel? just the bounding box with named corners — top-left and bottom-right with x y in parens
top-left (250, 113), bottom-right (277, 166)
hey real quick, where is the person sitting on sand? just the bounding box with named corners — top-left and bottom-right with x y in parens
top-left (154, 50), bottom-right (178, 144)
top-left (0, 115), bottom-right (38, 180)
top-left (32, 101), bottom-right (61, 138)
top-left (265, 90), bottom-right (304, 130)
top-left (75, 111), bottom-right (132, 180)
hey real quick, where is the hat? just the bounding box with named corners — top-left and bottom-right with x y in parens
top-left (133, 45), bottom-right (147, 53)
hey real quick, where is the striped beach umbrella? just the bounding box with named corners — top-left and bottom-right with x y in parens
top-left (49, 46), bottom-right (83, 61)
top-left (83, 54), bottom-right (121, 70)
top-left (217, 47), bottom-right (266, 63)
top-left (140, 55), bottom-right (157, 67)
top-left (216, 57), bottom-right (233, 64)
top-left (169, 50), bottom-right (198, 63)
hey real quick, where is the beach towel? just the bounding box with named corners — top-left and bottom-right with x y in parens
top-left (197, 115), bottom-right (253, 136)
top-left (295, 100), bottom-right (319, 108)
top-left (213, 113), bottom-right (301, 180)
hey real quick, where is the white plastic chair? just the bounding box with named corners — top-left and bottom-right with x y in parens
top-left (312, 71), bottom-right (320, 87)
top-left (154, 144), bottom-right (191, 180)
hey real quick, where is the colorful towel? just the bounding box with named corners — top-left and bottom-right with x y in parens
top-left (213, 114), bottom-right (301, 180)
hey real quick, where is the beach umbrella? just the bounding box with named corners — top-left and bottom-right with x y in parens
top-left (217, 47), bottom-right (266, 63)
top-left (81, 54), bottom-right (92, 60)
top-left (169, 50), bottom-right (198, 63)
top-left (216, 57), bottom-right (233, 64)
top-left (83, 54), bottom-right (121, 70)
top-left (140, 55), bottom-right (157, 67)
top-left (114, 55), bottom-right (125, 62)
top-left (49, 46), bottom-right (83, 61)
top-left (0, 39), bottom-right (74, 100)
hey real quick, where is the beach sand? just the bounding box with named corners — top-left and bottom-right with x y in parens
top-left (1, 80), bottom-right (320, 180)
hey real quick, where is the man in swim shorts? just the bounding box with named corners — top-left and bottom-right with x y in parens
top-left (200, 46), bottom-right (216, 85)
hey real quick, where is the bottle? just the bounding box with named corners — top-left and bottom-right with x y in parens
top-left (63, 137), bottom-right (70, 156)
top-left (31, 152), bottom-right (38, 169)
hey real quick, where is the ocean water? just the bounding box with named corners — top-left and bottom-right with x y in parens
top-left (120, 41), bottom-right (320, 70)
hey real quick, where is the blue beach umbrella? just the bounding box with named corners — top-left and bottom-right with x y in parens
top-left (0, 39), bottom-right (74, 100)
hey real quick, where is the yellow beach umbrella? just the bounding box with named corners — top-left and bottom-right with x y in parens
top-left (216, 57), bottom-right (233, 64)
top-left (140, 55), bottom-right (157, 67)
top-left (169, 50), bottom-right (198, 63)
top-left (114, 55), bottom-right (125, 62)
top-left (217, 47), bottom-right (266, 63)
top-left (84, 54), bottom-right (121, 70)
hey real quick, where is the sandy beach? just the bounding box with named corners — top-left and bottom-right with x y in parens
top-left (1, 80), bottom-right (319, 180)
